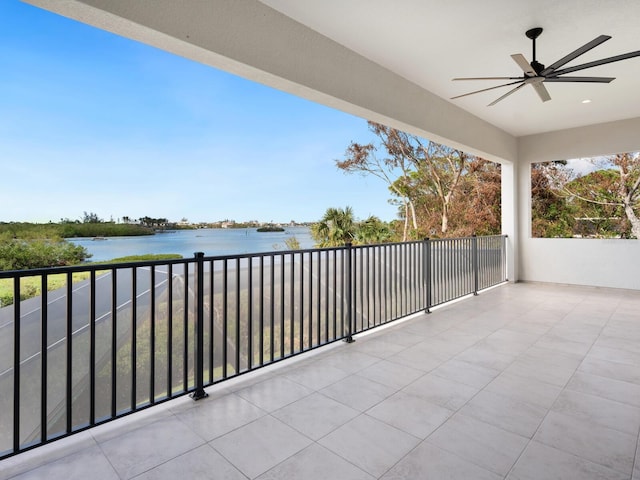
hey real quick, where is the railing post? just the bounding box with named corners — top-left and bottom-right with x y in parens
top-left (503, 234), bottom-right (509, 282)
top-left (472, 235), bottom-right (479, 296)
top-left (424, 238), bottom-right (431, 313)
top-left (343, 243), bottom-right (355, 343)
top-left (191, 252), bottom-right (208, 401)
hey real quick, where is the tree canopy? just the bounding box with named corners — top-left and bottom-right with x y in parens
top-left (532, 153), bottom-right (640, 239)
top-left (336, 121), bottom-right (501, 239)
top-left (310, 207), bottom-right (392, 247)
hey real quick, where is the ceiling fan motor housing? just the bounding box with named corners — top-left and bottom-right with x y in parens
top-left (531, 60), bottom-right (545, 75)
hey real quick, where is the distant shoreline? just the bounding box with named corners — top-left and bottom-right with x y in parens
top-left (68, 226), bottom-right (315, 262)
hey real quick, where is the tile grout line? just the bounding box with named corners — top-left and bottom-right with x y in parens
top-left (502, 292), bottom-right (626, 479)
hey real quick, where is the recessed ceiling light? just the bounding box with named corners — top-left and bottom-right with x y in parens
top-left (582, 99), bottom-right (592, 104)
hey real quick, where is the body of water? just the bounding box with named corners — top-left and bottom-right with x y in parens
top-left (69, 226), bottom-right (314, 262)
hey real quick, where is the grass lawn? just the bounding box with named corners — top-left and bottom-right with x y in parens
top-left (0, 254), bottom-right (182, 307)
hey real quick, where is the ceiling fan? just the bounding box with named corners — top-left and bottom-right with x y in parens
top-left (451, 27), bottom-right (640, 106)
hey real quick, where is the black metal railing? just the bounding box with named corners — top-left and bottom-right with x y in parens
top-left (0, 235), bottom-right (506, 458)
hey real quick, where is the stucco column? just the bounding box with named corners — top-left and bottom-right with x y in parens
top-left (501, 160), bottom-right (519, 282)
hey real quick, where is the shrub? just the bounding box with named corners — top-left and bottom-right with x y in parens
top-left (0, 239), bottom-right (90, 271)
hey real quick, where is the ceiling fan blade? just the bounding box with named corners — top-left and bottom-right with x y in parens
top-left (450, 80), bottom-right (523, 100)
top-left (453, 77), bottom-right (522, 80)
top-left (540, 35), bottom-right (611, 75)
top-left (548, 50), bottom-right (640, 76)
top-left (511, 54), bottom-right (536, 76)
top-left (531, 82), bottom-right (551, 102)
top-left (544, 76), bottom-right (615, 83)
top-left (488, 83), bottom-right (527, 106)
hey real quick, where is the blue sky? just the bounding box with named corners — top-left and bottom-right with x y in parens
top-left (0, 1), bottom-right (398, 224)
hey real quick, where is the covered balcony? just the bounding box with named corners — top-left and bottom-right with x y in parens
top-left (3, 0), bottom-right (640, 478)
top-left (2, 281), bottom-right (640, 479)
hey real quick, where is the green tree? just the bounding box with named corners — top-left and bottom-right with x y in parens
top-left (531, 161), bottom-right (576, 238)
top-left (311, 208), bottom-right (394, 247)
top-left (311, 207), bottom-right (357, 247)
top-left (539, 153), bottom-right (640, 238)
top-left (562, 154), bottom-right (640, 238)
top-left (83, 211), bottom-right (103, 223)
top-left (337, 123), bottom-right (419, 241)
top-left (565, 170), bottom-right (625, 237)
top-left (355, 216), bottom-right (393, 244)
top-left (455, 159), bottom-right (502, 236)
top-left (338, 121), bottom-right (500, 239)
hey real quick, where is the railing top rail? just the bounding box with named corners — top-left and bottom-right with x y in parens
top-left (430, 234), bottom-right (507, 242)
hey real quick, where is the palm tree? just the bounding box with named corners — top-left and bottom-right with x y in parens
top-left (311, 206), bottom-right (357, 247)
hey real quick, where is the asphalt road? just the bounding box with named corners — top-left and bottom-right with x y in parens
top-left (0, 248), bottom-right (450, 449)
top-left (0, 267), bottom-right (173, 378)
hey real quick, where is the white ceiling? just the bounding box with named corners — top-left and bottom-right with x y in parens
top-left (260, 0), bottom-right (640, 137)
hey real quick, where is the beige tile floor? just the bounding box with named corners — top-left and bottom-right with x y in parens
top-left (2, 282), bottom-right (640, 479)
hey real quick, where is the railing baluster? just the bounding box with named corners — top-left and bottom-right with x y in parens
top-left (344, 243), bottom-right (354, 343)
top-left (393, 244), bottom-right (398, 319)
top-left (309, 251), bottom-right (313, 347)
top-left (40, 275), bottom-right (48, 443)
top-left (248, 257), bottom-right (253, 371)
top-left (503, 235), bottom-right (508, 281)
top-left (375, 246), bottom-right (380, 325)
top-left (131, 268), bottom-right (137, 410)
top-left (403, 243), bottom-right (407, 316)
top-left (111, 268), bottom-right (117, 416)
top-left (448, 239), bottom-right (452, 301)
top-left (209, 260), bottom-right (214, 384)
top-left (381, 246), bottom-right (387, 321)
top-left (149, 266), bottom-right (155, 405)
top-left (290, 253), bottom-right (295, 355)
top-left (270, 255), bottom-right (275, 361)
top-left (332, 250), bottom-right (337, 339)
top-left (324, 250), bottom-right (329, 342)
top-left (280, 254), bottom-right (285, 358)
top-left (191, 253), bottom-right (207, 400)
top-left (365, 247), bottom-right (371, 328)
top-left (395, 244), bottom-right (400, 318)
top-left (13, 278), bottom-right (21, 452)
top-left (259, 256), bottom-right (264, 367)
top-left (473, 236), bottom-right (479, 295)
top-left (407, 243), bottom-right (411, 313)
top-left (167, 264), bottom-right (173, 398)
top-left (358, 247), bottom-right (363, 332)
top-left (89, 270), bottom-right (96, 424)
top-left (299, 253), bottom-right (304, 352)
top-left (235, 257), bottom-right (241, 374)
top-left (183, 264), bottom-right (189, 391)
top-left (316, 251), bottom-right (321, 345)
top-left (65, 272), bottom-right (72, 434)
top-left (424, 238), bottom-right (431, 313)
top-left (222, 259), bottom-right (228, 379)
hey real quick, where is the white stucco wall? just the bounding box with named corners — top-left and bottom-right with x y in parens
top-left (517, 117), bottom-right (640, 290)
top-left (521, 238), bottom-right (640, 290)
